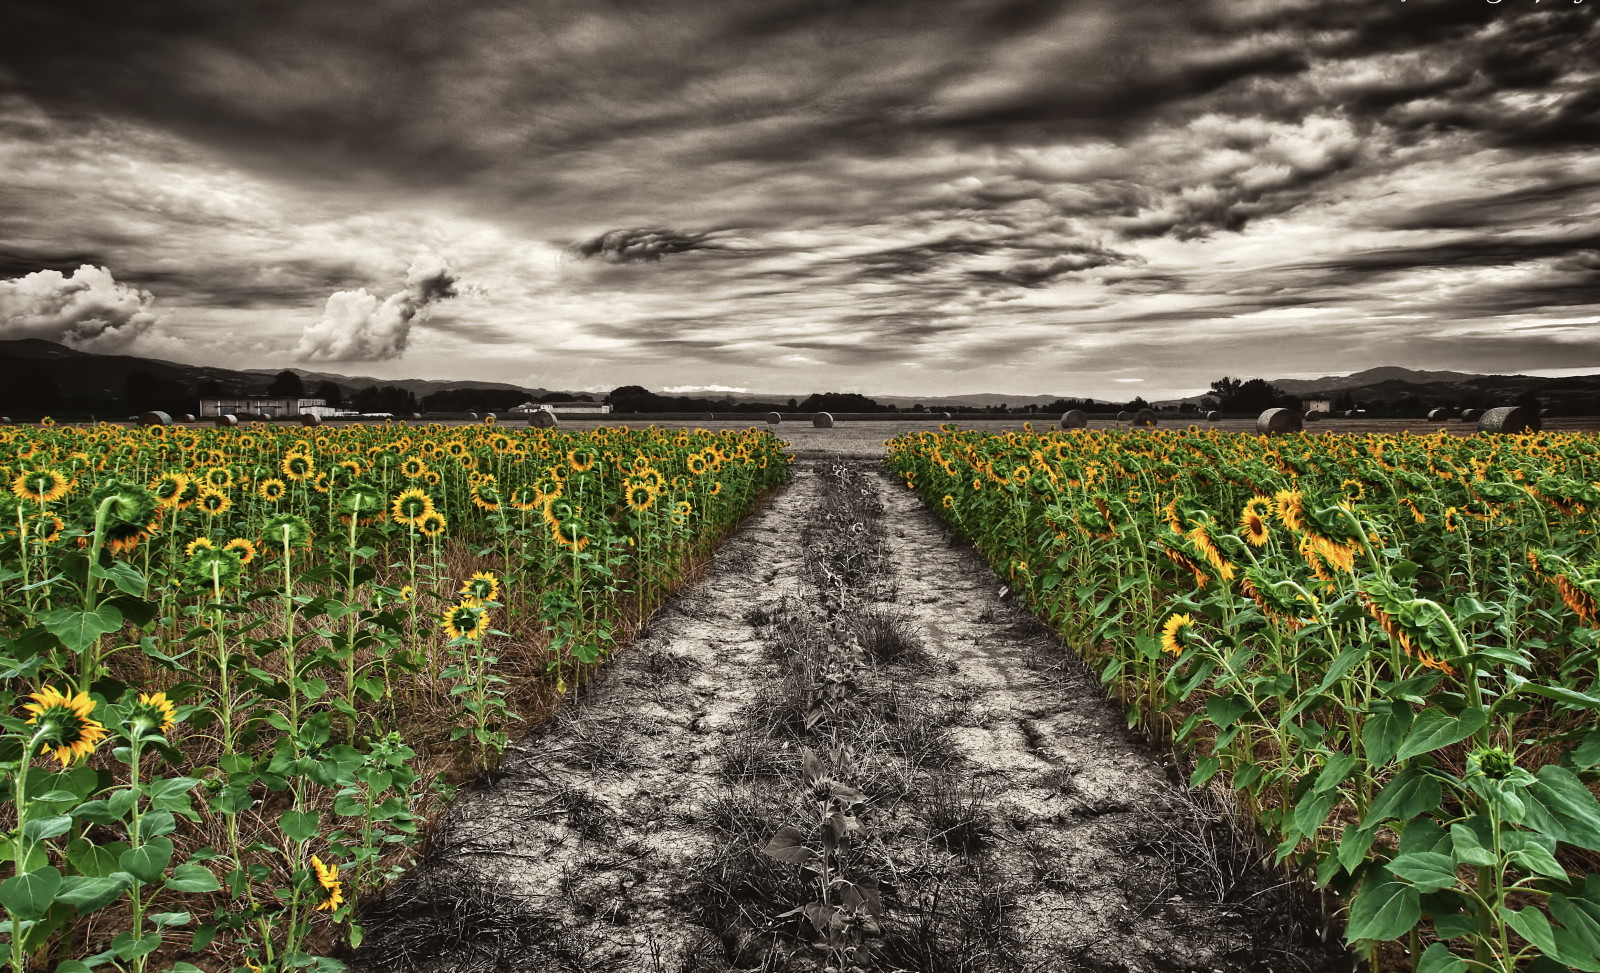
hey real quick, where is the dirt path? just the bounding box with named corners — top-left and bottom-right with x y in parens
top-left (352, 461), bottom-right (1347, 973)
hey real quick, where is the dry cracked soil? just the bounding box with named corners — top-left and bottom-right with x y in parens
top-left (348, 460), bottom-right (1353, 973)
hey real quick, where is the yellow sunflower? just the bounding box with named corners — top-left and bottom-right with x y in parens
top-left (223, 537), bottom-right (258, 565)
top-left (12, 468), bottom-right (70, 504)
top-left (258, 478), bottom-right (287, 502)
top-left (1159, 613), bottom-right (1196, 657)
top-left (440, 598), bottom-right (491, 641)
top-left (391, 487), bottom-right (435, 526)
top-left (1239, 497), bottom-right (1272, 547)
top-left (460, 570), bottom-right (501, 602)
top-left (23, 686), bottom-right (109, 766)
top-left (311, 855), bottom-right (345, 912)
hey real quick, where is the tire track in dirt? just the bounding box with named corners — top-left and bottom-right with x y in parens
top-left (350, 461), bottom-right (1345, 972)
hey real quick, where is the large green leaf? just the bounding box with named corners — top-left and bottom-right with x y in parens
top-left (1386, 852), bottom-right (1458, 893)
top-left (1519, 765), bottom-right (1600, 852)
top-left (39, 606), bottom-right (124, 653)
top-left (54, 875), bottom-right (129, 913)
top-left (0, 866), bottom-right (62, 920)
top-left (1345, 876), bottom-right (1420, 943)
top-left (118, 837), bottom-right (174, 885)
top-left (1363, 704), bottom-right (1412, 768)
top-left (164, 864), bottom-right (220, 894)
top-left (1395, 709), bottom-right (1487, 763)
top-left (1416, 943), bottom-right (1468, 973)
top-left (1362, 767), bottom-right (1443, 830)
top-left (278, 809), bottom-right (320, 842)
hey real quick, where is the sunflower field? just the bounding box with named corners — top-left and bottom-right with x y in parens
top-left (888, 426), bottom-right (1600, 973)
top-left (0, 419), bottom-right (788, 972)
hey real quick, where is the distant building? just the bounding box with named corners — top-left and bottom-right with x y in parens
top-left (199, 396), bottom-right (326, 418)
top-left (510, 401), bottom-right (611, 415)
top-left (1303, 398), bottom-right (1333, 414)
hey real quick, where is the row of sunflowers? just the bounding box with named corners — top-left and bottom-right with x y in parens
top-left (0, 419), bottom-right (790, 972)
top-left (888, 425), bottom-right (1600, 973)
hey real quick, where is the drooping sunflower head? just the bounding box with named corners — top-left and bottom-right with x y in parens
top-left (187, 544), bottom-right (244, 589)
top-left (337, 483), bottom-right (385, 518)
top-left (262, 512), bottom-right (312, 550)
top-left (470, 481), bottom-right (502, 512)
top-left (184, 536), bottom-right (217, 558)
top-left (23, 686), bottom-right (108, 766)
top-left (310, 855), bottom-right (345, 912)
top-left (440, 598), bottom-right (491, 641)
top-left (460, 570), bottom-right (501, 602)
top-left (88, 480), bottom-right (161, 554)
top-left (398, 584), bottom-right (415, 603)
top-left (12, 468), bottom-right (71, 504)
top-left (1239, 498), bottom-right (1271, 547)
top-left (391, 487), bottom-right (435, 526)
top-left (1159, 613), bottom-right (1197, 657)
top-left (1273, 489), bottom-right (1305, 533)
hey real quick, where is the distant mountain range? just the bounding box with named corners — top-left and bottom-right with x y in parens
top-left (1, 339), bottom-right (1596, 418)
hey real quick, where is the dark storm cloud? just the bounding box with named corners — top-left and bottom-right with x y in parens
top-left (572, 228), bottom-right (720, 264)
top-left (1309, 231), bottom-right (1600, 280)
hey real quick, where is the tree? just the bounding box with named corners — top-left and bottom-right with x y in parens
top-left (314, 380), bottom-right (343, 408)
top-left (1208, 376), bottom-right (1287, 413)
top-left (268, 370), bottom-right (305, 397)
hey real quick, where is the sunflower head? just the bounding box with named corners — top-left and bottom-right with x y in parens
top-left (124, 691), bottom-right (178, 737)
top-left (1159, 613), bottom-right (1197, 657)
top-left (440, 598), bottom-right (491, 641)
top-left (188, 544), bottom-right (244, 589)
top-left (391, 487), bottom-right (435, 526)
top-left (416, 510), bottom-right (448, 538)
top-left (23, 686), bottom-right (108, 766)
top-left (1239, 502), bottom-right (1271, 547)
top-left (262, 512), bottom-right (312, 550)
top-left (310, 855), bottom-right (345, 912)
top-left (258, 478), bottom-right (287, 502)
top-left (12, 468), bottom-right (71, 504)
top-left (460, 570), bottom-right (501, 602)
top-left (337, 483), bottom-right (385, 518)
top-left (149, 472), bottom-right (190, 507)
top-left (25, 513), bottom-right (65, 545)
top-left (624, 479), bottom-right (657, 512)
top-left (88, 480), bottom-right (161, 554)
top-left (223, 537), bottom-right (258, 565)
top-left (196, 489), bottom-right (232, 517)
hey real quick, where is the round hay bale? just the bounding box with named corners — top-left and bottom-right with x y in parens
top-left (0, 417), bottom-right (9, 425)
top-left (1059, 410), bottom-right (1088, 429)
top-left (1130, 408), bottom-right (1158, 428)
top-left (214, 414), bottom-right (238, 428)
top-left (527, 409), bottom-right (559, 429)
top-left (1427, 408), bottom-right (1452, 422)
top-left (300, 412), bottom-right (322, 427)
top-left (482, 413), bottom-right (496, 423)
top-left (1461, 408), bottom-right (1483, 422)
top-left (765, 412), bottom-right (782, 425)
top-left (409, 413), bottom-right (423, 421)
top-left (136, 411), bottom-right (172, 426)
top-left (464, 412), bottom-right (478, 421)
top-left (939, 412), bottom-right (953, 420)
top-left (177, 413), bottom-right (196, 423)
top-left (1116, 411), bottom-right (1130, 422)
top-left (1256, 408), bottom-right (1302, 435)
top-left (1477, 406), bottom-right (1541, 435)
top-left (1205, 411), bottom-right (1219, 421)
top-left (813, 412), bottom-right (835, 429)
top-left (1304, 410), bottom-right (1323, 423)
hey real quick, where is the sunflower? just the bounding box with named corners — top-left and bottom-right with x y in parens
top-left (507, 485), bottom-right (542, 512)
top-left (1340, 478), bottom-right (1366, 502)
top-left (203, 467), bottom-right (234, 490)
top-left (196, 489), bottom-right (232, 516)
top-left (12, 468), bottom-right (70, 504)
top-left (262, 512), bottom-right (312, 550)
top-left (400, 455), bottom-right (429, 479)
top-left (549, 511), bottom-right (592, 553)
top-left (185, 537), bottom-right (217, 557)
top-left (88, 480), bottom-right (161, 555)
top-left (223, 537), bottom-right (258, 565)
top-left (440, 598), bottom-right (491, 640)
top-left (1159, 613), bottom-right (1197, 657)
top-left (149, 472), bottom-right (190, 508)
top-left (470, 481), bottom-right (502, 512)
top-left (567, 446), bottom-right (599, 473)
top-left (1273, 489), bottom-right (1305, 533)
top-left (416, 510), bottom-right (448, 538)
top-left (281, 453), bottom-right (315, 481)
top-left (23, 686), bottom-right (108, 766)
top-left (709, 481), bottom-right (722, 496)
top-left (311, 471), bottom-right (334, 494)
top-left (398, 584), bottom-right (415, 603)
top-left (941, 494), bottom-right (955, 509)
top-left (460, 570), bottom-right (501, 602)
top-left (686, 452), bottom-right (709, 476)
top-left (25, 513), bottom-right (65, 545)
top-left (391, 487), bottom-right (435, 526)
top-left (624, 479), bottom-right (658, 512)
top-left (188, 545), bottom-right (243, 588)
top-left (311, 856), bottom-right (345, 912)
top-left (126, 691), bottom-right (177, 736)
top-left (1239, 497), bottom-right (1272, 547)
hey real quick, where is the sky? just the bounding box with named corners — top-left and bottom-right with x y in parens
top-left (1, 0), bottom-right (1597, 401)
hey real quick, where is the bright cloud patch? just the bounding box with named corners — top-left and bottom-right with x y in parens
top-left (0, 265), bottom-right (158, 351)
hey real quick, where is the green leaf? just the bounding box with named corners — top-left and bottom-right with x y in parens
top-left (1362, 766), bottom-right (1443, 830)
top-left (22, 814), bottom-right (73, 842)
top-left (0, 866), bottom-right (62, 920)
top-left (150, 910), bottom-right (191, 928)
top-left (144, 777), bottom-right (200, 809)
top-left (164, 864), bottom-right (220, 893)
top-left (1503, 832), bottom-right (1567, 880)
top-left (1550, 885), bottom-right (1600, 959)
top-left (1313, 752), bottom-right (1358, 794)
top-left (1416, 942), bottom-right (1469, 973)
top-left (54, 875), bottom-right (129, 913)
top-left (39, 606), bottom-right (124, 653)
top-left (66, 839), bottom-right (129, 879)
top-left (1189, 756), bottom-right (1219, 788)
top-left (1396, 709), bottom-right (1487, 763)
top-left (118, 837), bottom-right (174, 884)
top-left (1363, 704), bottom-right (1412, 768)
top-left (1293, 789), bottom-right (1339, 839)
top-left (279, 809), bottom-right (320, 842)
top-left (110, 930), bottom-right (162, 960)
top-left (1387, 852), bottom-right (1458, 892)
top-left (1345, 876), bottom-right (1420, 943)
top-left (1449, 822), bottom-right (1497, 868)
top-left (1520, 765), bottom-right (1600, 852)
top-left (1206, 693), bottom-right (1252, 729)
top-left (1573, 729), bottom-right (1600, 770)
top-left (1499, 906), bottom-right (1600, 971)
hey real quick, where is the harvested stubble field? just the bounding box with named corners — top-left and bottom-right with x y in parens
top-left (352, 459), bottom-right (1345, 973)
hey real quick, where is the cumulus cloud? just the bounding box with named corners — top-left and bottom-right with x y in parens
top-left (294, 254), bottom-right (460, 361)
top-left (0, 265), bottom-right (158, 351)
top-left (572, 228), bottom-right (719, 263)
